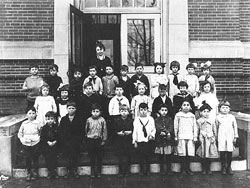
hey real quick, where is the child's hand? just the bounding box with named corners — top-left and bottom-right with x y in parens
top-left (166, 132), bottom-right (171, 140)
top-left (124, 131), bottom-right (132, 135)
top-left (134, 142), bottom-right (138, 148)
top-left (160, 132), bottom-right (166, 136)
top-left (101, 141), bottom-right (105, 145)
top-left (233, 138), bottom-right (237, 145)
top-left (117, 131), bottom-right (124, 136)
top-left (148, 135), bottom-right (154, 140)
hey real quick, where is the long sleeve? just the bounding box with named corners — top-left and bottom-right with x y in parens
top-left (108, 98), bottom-right (114, 116)
top-left (131, 96), bottom-right (136, 114)
top-left (150, 119), bottom-right (156, 138)
top-left (193, 118), bottom-right (198, 140)
top-left (174, 116), bottom-right (179, 139)
top-left (51, 96), bottom-right (57, 113)
top-left (101, 119), bottom-right (108, 142)
top-left (232, 116), bottom-right (239, 138)
top-left (34, 97), bottom-right (39, 111)
top-left (132, 120), bottom-right (138, 144)
top-left (18, 124), bottom-right (24, 142)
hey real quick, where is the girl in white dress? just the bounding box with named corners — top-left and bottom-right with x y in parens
top-left (34, 84), bottom-right (57, 126)
top-left (150, 63), bottom-right (168, 99)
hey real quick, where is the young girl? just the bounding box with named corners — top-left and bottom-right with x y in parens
top-left (196, 81), bottom-right (219, 121)
top-left (155, 104), bottom-right (174, 175)
top-left (199, 61), bottom-right (216, 94)
top-left (57, 84), bottom-right (70, 121)
top-left (216, 101), bottom-right (238, 175)
top-left (34, 84), bottom-right (57, 126)
top-left (150, 62), bottom-right (168, 99)
top-left (18, 107), bottom-right (41, 181)
top-left (183, 63), bottom-right (199, 98)
top-left (196, 101), bottom-right (218, 175)
top-left (131, 83), bottom-right (152, 119)
top-left (174, 100), bottom-right (197, 175)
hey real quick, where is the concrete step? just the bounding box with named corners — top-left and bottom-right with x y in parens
top-left (13, 159), bottom-right (247, 178)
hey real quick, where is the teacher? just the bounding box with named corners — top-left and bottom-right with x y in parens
top-left (91, 41), bottom-right (112, 78)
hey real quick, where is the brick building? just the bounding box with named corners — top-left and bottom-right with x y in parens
top-left (1, 0), bottom-right (250, 116)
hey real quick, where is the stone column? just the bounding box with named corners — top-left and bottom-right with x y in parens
top-left (168, 0), bottom-right (189, 75)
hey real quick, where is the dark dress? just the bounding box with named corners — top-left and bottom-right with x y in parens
top-left (91, 56), bottom-right (112, 78)
top-left (152, 96), bottom-right (174, 119)
top-left (130, 74), bottom-right (150, 97)
top-left (46, 75), bottom-right (63, 99)
top-left (69, 78), bottom-right (84, 104)
top-left (119, 76), bottom-right (131, 101)
top-left (173, 92), bottom-right (196, 116)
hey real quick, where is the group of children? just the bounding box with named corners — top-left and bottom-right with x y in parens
top-left (18, 59), bottom-right (238, 181)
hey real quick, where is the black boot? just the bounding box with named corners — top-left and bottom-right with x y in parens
top-left (139, 163), bottom-right (144, 176)
top-left (206, 159), bottom-right (212, 175)
top-left (64, 168), bottom-right (69, 179)
top-left (145, 163), bottom-right (150, 176)
top-left (124, 163), bottom-right (130, 177)
top-left (118, 165), bottom-right (123, 178)
top-left (201, 159), bottom-right (206, 175)
top-left (96, 166), bottom-right (102, 178)
top-left (186, 157), bottom-right (193, 175)
top-left (226, 152), bottom-right (233, 175)
top-left (31, 168), bottom-right (38, 180)
top-left (166, 162), bottom-right (173, 176)
top-left (220, 152), bottom-right (226, 175)
top-left (73, 168), bottom-right (80, 179)
top-left (181, 157), bottom-right (187, 175)
top-left (90, 166), bottom-right (95, 178)
top-left (26, 169), bottom-right (32, 181)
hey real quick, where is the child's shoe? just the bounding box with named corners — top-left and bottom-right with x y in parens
top-left (64, 170), bottom-right (69, 179)
top-left (221, 164), bottom-right (226, 175)
top-left (31, 169), bottom-right (38, 180)
top-left (90, 167), bottom-right (95, 178)
top-left (166, 163), bottom-right (173, 176)
top-left (227, 166), bottom-right (233, 175)
top-left (26, 173), bottom-right (31, 181)
top-left (73, 169), bottom-right (80, 179)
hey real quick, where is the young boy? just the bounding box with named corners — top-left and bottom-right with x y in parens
top-left (114, 104), bottom-right (133, 177)
top-left (183, 63), bottom-right (199, 98)
top-left (119, 65), bottom-right (131, 101)
top-left (130, 63), bottom-right (150, 97)
top-left (154, 104), bottom-right (174, 175)
top-left (173, 81), bottom-right (195, 116)
top-left (58, 101), bottom-right (84, 179)
top-left (69, 66), bottom-right (84, 104)
top-left (85, 103), bottom-right (107, 178)
top-left (22, 64), bottom-right (44, 110)
top-left (40, 111), bottom-right (58, 179)
top-left (152, 84), bottom-right (174, 119)
top-left (83, 65), bottom-right (103, 95)
top-left (168, 61), bottom-right (183, 101)
top-left (46, 64), bottom-right (63, 100)
top-left (133, 103), bottom-right (156, 176)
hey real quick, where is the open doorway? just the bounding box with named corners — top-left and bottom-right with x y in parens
top-left (70, 5), bottom-right (121, 79)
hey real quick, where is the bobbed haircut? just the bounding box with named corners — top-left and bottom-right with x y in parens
top-left (139, 102), bottom-right (148, 110)
top-left (45, 111), bottom-right (57, 118)
top-left (119, 104), bottom-right (130, 112)
top-left (170, 61), bottom-right (180, 70)
top-left (26, 106), bottom-right (36, 113)
top-left (49, 64), bottom-right (59, 71)
top-left (120, 65), bottom-right (129, 71)
top-left (177, 81), bottom-right (188, 89)
top-left (135, 63), bottom-right (143, 69)
top-left (91, 103), bottom-right (102, 111)
top-left (96, 41), bottom-right (105, 51)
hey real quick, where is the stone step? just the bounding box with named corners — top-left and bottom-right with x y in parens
top-left (13, 159), bottom-right (247, 178)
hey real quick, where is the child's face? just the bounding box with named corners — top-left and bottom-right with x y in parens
top-left (203, 69), bottom-right (210, 75)
top-left (139, 108), bottom-right (148, 117)
top-left (135, 66), bottom-right (143, 75)
top-left (220, 105), bottom-right (230, 115)
top-left (106, 67), bottom-right (113, 75)
top-left (179, 86), bottom-right (187, 93)
top-left (159, 89), bottom-right (167, 97)
top-left (120, 70), bottom-right (128, 77)
top-left (61, 90), bottom-right (69, 99)
top-left (67, 106), bottom-right (76, 116)
top-left (30, 67), bottom-right (38, 76)
top-left (42, 87), bottom-right (49, 96)
top-left (203, 83), bottom-right (211, 93)
top-left (181, 101), bottom-right (191, 113)
top-left (84, 86), bottom-right (93, 95)
top-left (171, 66), bottom-right (179, 74)
top-left (187, 68), bottom-right (195, 75)
top-left (45, 116), bottom-right (55, 125)
top-left (138, 85), bottom-right (146, 95)
top-left (155, 65), bottom-right (163, 74)
top-left (120, 109), bottom-right (129, 118)
top-left (74, 71), bottom-right (82, 80)
top-left (96, 46), bottom-right (104, 56)
top-left (200, 109), bottom-right (210, 118)
top-left (27, 110), bottom-right (36, 121)
top-left (115, 87), bottom-right (123, 96)
top-left (50, 68), bottom-right (57, 76)
top-left (91, 109), bottom-right (101, 118)
top-left (159, 107), bottom-right (168, 116)
top-left (89, 68), bottom-right (97, 77)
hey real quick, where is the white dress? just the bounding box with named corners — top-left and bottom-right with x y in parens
top-left (34, 95), bottom-right (57, 126)
top-left (150, 74), bottom-right (168, 99)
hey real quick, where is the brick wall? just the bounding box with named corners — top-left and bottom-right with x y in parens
top-left (240, 0), bottom-right (250, 42)
top-left (0, 60), bottom-right (54, 115)
top-left (188, 0), bottom-right (240, 41)
top-left (1, 0), bottom-right (54, 41)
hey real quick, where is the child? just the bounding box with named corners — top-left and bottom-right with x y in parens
top-left (78, 82), bottom-right (102, 122)
top-left (196, 81), bottom-right (219, 121)
top-left (131, 83), bottom-right (152, 119)
top-left (150, 62), bottom-right (168, 99)
top-left (34, 84), bottom-right (57, 126)
top-left (174, 100), bottom-right (198, 175)
top-left (196, 101), bottom-right (218, 175)
top-left (173, 81), bottom-right (195, 116)
top-left (45, 64), bottom-right (63, 100)
top-left (152, 84), bottom-right (174, 119)
top-left (58, 101), bottom-right (84, 179)
top-left (168, 61), bottom-right (183, 101)
top-left (119, 65), bottom-right (131, 101)
top-left (199, 61), bottom-right (216, 94)
top-left (183, 63), bottom-right (199, 98)
top-left (83, 65), bottom-right (103, 95)
top-left (57, 84), bottom-right (70, 120)
top-left (154, 104), bottom-right (174, 175)
top-left (69, 66), bottom-right (84, 104)
top-left (18, 107), bottom-right (41, 181)
top-left (40, 111), bottom-right (59, 179)
top-left (22, 64), bottom-right (44, 110)
top-left (133, 103), bottom-right (156, 176)
top-left (130, 63), bottom-right (150, 97)
top-left (215, 101), bottom-right (238, 175)
top-left (114, 104), bottom-right (133, 177)
top-left (85, 103), bottom-right (107, 178)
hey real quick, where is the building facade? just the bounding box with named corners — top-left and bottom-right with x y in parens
top-left (1, 0), bottom-right (250, 115)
